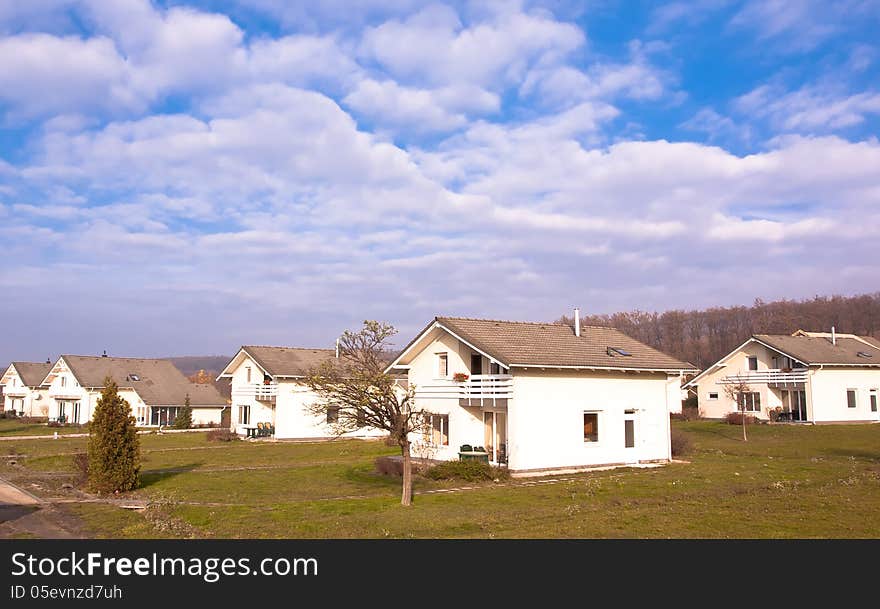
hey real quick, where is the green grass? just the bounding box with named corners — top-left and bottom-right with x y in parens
top-left (6, 421), bottom-right (880, 538)
top-left (0, 419), bottom-right (87, 436)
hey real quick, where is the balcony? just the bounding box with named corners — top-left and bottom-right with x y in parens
top-left (414, 374), bottom-right (513, 402)
top-left (720, 368), bottom-right (808, 387)
top-left (48, 388), bottom-right (82, 399)
top-left (232, 383), bottom-right (278, 402)
top-left (2, 387), bottom-right (28, 397)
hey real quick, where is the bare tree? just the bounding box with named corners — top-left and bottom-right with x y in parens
top-left (303, 320), bottom-right (425, 506)
top-left (722, 379), bottom-right (753, 442)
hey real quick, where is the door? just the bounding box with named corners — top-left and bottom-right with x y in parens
top-left (71, 401), bottom-right (81, 425)
top-left (793, 391), bottom-right (807, 421)
top-left (483, 411), bottom-right (507, 464)
top-left (471, 353), bottom-right (482, 375)
top-left (57, 401), bottom-right (66, 422)
top-left (623, 409), bottom-right (638, 462)
top-left (870, 390), bottom-right (878, 420)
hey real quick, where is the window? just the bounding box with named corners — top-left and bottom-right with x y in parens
top-left (583, 412), bottom-right (599, 443)
top-left (238, 405), bottom-right (250, 425)
top-left (437, 353), bottom-right (448, 377)
top-left (60, 376), bottom-right (66, 387)
top-left (870, 390), bottom-right (877, 413)
top-left (246, 366), bottom-right (251, 383)
top-left (857, 351), bottom-right (874, 359)
top-left (747, 356), bottom-right (758, 371)
top-left (127, 374), bottom-right (140, 382)
top-left (136, 406), bottom-right (146, 425)
top-left (355, 410), bottom-right (367, 427)
top-left (624, 420), bottom-right (635, 448)
top-left (737, 392), bottom-right (761, 412)
top-left (606, 346), bottom-right (632, 357)
top-left (326, 406), bottom-right (339, 424)
top-left (846, 389), bottom-right (857, 409)
top-left (708, 392), bottom-right (719, 400)
top-left (490, 362), bottom-right (501, 375)
top-left (424, 413), bottom-right (450, 446)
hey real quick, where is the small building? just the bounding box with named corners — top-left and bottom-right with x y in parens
top-left (217, 345), bottom-right (385, 439)
top-left (386, 315), bottom-right (698, 476)
top-left (0, 361), bottom-right (52, 416)
top-left (684, 330), bottom-right (880, 423)
top-left (38, 354), bottom-right (226, 426)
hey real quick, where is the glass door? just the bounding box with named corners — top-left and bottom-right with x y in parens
top-left (483, 411), bottom-right (507, 464)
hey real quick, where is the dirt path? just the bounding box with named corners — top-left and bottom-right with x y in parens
top-left (0, 476), bottom-right (84, 539)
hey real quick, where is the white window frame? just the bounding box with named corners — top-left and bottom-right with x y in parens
top-left (747, 356), bottom-right (758, 371)
top-left (870, 389), bottom-right (878, 413)
top-left (738, 392), bottom-right (761, 412)
top-left (245, 366), bottom-right (251, 383)
top-left (424, 413), bottom-right (450, 447)
top-left (583, 411), bottom-right (601, 444)
top-left (708, 392), bottom-right (719, 400)
top-left (436, 352), bottom-right (449, 379)
top-left (238, 404), bottom-right (251, 425)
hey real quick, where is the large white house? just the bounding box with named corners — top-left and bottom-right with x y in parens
top-left (386, 315), bottom-right (698, 476)
top-left (36, 354), bottom-right (227, 426)
top-left (684, 330), bottom-right (880, 423)
top-left (0, 361), bottom-right (52, 416)
top-left (217, 345), bottom-right (385, 439)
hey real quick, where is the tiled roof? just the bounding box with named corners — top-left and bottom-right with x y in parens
top-left (59, 356), bottom-right (226, 406)
top-left (11, 362), bottom-right (52, 387)
top-left (241, 346), bottom-right (339, 377)
top-left (435, 317), bottom-right (697, 371)
top-left (754, 334), bottom-right (880, 365)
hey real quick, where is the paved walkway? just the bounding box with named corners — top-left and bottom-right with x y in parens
top-left (0, 476), bottom-right (83, 538)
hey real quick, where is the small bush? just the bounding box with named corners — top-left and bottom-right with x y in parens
top-left (206, 429), bottom-right (239, 442)
top-left (725, 412), bottom-right (757, 426)
top-left (670, 428), bottom-right (693, 457)
top-left (19, 416), bottom-right (48, 424)
top-left (424, 459), bottom-right (510, 482)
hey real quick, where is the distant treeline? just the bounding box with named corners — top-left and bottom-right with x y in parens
top-left (166, 355), bottom-right (231, 377)
top-left (559, 292), bottom-right (880, 369)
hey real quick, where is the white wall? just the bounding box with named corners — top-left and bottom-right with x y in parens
top-left (694, 342), bottom-right (787, 419)
top-left (809, 368), bottom-right (880, 423)
top-left (508, 369), bottom-right (671, 472)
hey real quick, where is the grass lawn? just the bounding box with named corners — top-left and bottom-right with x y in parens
top-left (0, 418), bottom-right (87, 436)
top-left (3, 421), bottom-right (880, 538)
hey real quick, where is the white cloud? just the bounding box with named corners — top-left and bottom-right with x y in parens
top-left (735, 84), bottom-right (880, 132)
top-left (358, 5), bottom-right (584, 88)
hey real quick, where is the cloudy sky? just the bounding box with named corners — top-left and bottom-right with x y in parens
top-left (1, 0), bottom-right (879, 362)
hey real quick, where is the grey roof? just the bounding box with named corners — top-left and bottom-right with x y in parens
top-left (754, 334), bottom-right (880, 365)
top-left (59, 355), bottom-right (226, 406)
top-left (11, 362), bottom-right (52, 387)
top-left (430, 317), bottom-right (697, 371)
top-left (240, 346), bottom-right (339, 377)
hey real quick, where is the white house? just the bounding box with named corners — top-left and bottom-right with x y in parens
top-left (0, 361), bottom-right (52, 416)
top-left (385, 315), bottom-right (698, 476)
top-left (38, 354), bottom-right (227, 426)
top-left (684, 330), bottom-right (880, 423)
top-left (217, 345), bottom-right (386, 439)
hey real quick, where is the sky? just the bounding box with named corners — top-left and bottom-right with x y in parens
top-left (1, 0), bottom-right (879, 362)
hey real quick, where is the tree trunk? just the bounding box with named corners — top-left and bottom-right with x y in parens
top-left (742, 407), bottom-right (748, 442)
top-left (401, 440), bottom-right (413, 506)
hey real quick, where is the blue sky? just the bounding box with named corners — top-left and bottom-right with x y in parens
top-left (1, 0), bottom-right (879, 363)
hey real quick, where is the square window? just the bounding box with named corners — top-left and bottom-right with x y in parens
top-left (583, 412), bottom-right (599, 443)
top-left (708, 392), bottom-right (719, 400)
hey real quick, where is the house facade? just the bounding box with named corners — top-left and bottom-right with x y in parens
top-left (0, 362), bottom-right (52, 416)
top-left (38, 355), bottom-right (226, 426)
top-left (386, 316), bottom-right (698, 476)
top-left (217, 345), bottom-right (385, 439)
top-left (684, 330), bottom-right (880, 423)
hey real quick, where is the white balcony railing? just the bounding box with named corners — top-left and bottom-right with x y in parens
top-left (48, 388), bottom-right (82, 399)
top-left (232, 383), bottom-right (278, 401)
top-left (2, 387), bottom-right (28, 397)
top-left (414, 374), bottom-right (513, 400)
top-left (720, 369), bottom-right (808, 385)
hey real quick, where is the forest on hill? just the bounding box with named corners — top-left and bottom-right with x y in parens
top-left (558, 292), bottom-right (880, 369)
